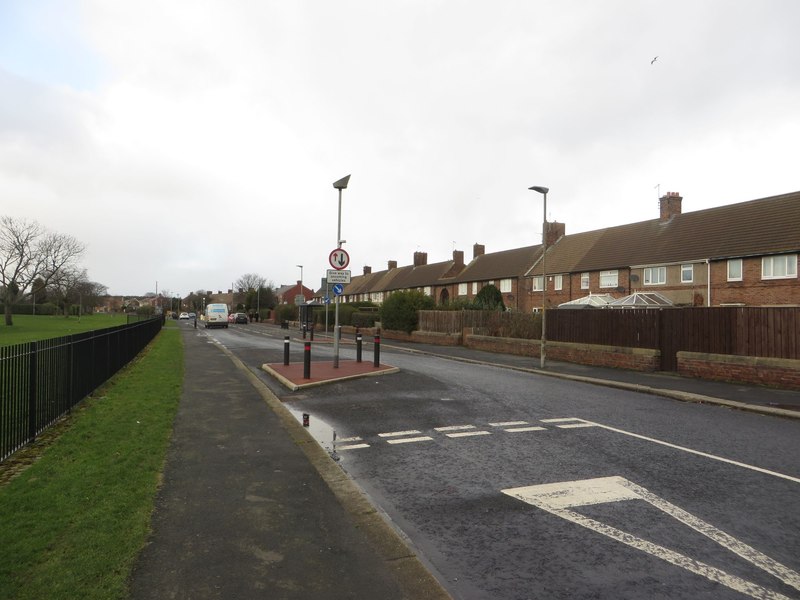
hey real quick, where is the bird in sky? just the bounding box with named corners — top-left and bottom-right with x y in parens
top-left (651, 56), bottom-right (658, 64)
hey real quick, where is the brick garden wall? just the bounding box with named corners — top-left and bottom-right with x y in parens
top-left (678, 351), bottom-right (800, 390)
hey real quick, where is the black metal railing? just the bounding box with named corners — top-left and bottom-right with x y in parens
top-left (1, 317), bottom-right (163, 462)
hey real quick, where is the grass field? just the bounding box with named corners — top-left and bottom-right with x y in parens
top-left (0, 326), bottom-right (183, 599)
top-left (0, 314), bottom-right (130, 347)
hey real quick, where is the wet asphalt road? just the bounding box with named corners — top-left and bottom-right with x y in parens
top-left (204, 323), bottom-right (800, 600)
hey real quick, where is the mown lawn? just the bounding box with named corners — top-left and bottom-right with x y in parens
top-left (0, 326), bottom-right (183, 599)
top-left (0, 314), bottom-right (129, 347)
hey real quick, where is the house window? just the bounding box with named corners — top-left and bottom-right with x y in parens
top-left (458, 283), bottom-right (467, 296)
top-left (681, 264), bottom-right (693, 283)
top-left (532, 276), bottom-right (544, 291)
top-left (727, 259), bottom-right (743, 281)
top-left (762, 254), bottom-right (797, 279)
top-left (644, 266), bottom-right (666, 285)
top-left (580, 272), bottom-right (590, 289)
top-left (599, 270), bottom-right (618, 288)
top-left (554, 274), bottom-right (563, 291)
top-left (500, 279), bottom-right (512, 293)
top-left (472, 282), bottom-right (479, 294)
top-left (424, 286), bottom-right (432, 296)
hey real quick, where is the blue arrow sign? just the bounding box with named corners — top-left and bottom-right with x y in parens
top-left (332, 284), bottom-right (344, 296)
top-left (323, 296), bottom-right (331, 304)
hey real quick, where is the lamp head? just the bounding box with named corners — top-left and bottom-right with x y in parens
top-left (529, 186), bottom-right (549, 195)
top-left (333, 175), bottom-right (351, 190)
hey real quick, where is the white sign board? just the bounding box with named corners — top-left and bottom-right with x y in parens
top-left (326, 269), bottom-right (351, 284)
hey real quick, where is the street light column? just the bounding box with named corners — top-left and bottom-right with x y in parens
top-left (332, 175), bottom-right (350, 368)
top-left (529, 186), bottom-right (549, 369)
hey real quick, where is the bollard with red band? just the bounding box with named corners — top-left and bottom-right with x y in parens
top-left (303, 341), bottom-right (311, 379)
top-left (302, 413), bottom-right (309, 427)
top-left (373, 332), bottom-right (380, 367)
top-left (284, 336), bottom-right (290, 366)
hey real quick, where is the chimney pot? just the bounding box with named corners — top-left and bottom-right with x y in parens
top-left (659, 192), bottom-right (683, 221)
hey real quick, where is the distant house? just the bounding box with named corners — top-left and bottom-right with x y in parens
top-left (341, 190), bottom-right (800, 309)
top-left (276, 281), bottom-right (315, 305)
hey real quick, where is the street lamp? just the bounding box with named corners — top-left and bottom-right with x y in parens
top-left (529, 185), bottom-right (549, 369)
top-left (296, 264), bottom-right (304, 329)
top-left (332, 174), bottom-right (351, 368)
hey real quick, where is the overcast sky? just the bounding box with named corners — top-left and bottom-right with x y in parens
top-left (1, 1), bottom-right (798, 297)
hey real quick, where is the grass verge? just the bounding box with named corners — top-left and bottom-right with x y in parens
top-left (0, 314), bottom-right (130, 347)
top-left (0, 326), bottom-right (183, 599)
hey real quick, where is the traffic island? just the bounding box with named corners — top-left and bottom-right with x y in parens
top-left (262, 359), bottom-right (400, 391)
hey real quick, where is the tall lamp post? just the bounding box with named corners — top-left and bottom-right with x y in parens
top-left (296, 264), bottom-right (304, 328)
top-left (332, 174), bottom-right (351, 368)
top-left (529, 185), bottom-right (549, 369)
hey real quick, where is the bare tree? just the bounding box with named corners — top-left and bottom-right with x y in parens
top-left (0, 216), bottom-right (85, 325)
top-left (235, 273), bottom-right (266, 292)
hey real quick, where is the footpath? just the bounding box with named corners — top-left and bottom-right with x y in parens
top-left (129, 323), bottom-right (799, 599)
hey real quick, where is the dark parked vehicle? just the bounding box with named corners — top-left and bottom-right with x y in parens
top-left (234, 313), bottom-right (248, 324)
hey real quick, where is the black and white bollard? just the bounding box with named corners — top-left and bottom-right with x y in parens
top-left (356, 333), bottom-right (363, 363)
top-left (284, 336), bottom-right (290, 366)
top-left (373, 332), bottom-right (381, 367)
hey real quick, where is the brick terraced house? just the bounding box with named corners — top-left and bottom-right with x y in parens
top-left (341, 191), bottom-right (800, 310)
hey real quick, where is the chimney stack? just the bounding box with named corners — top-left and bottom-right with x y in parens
top-left (453, 249), bottom-right (464, 267)
top-left (544, 222), bottom-right (565, 247)
top-left (413, 251), bottom-right (428, 267)
top-left (659, 191), bottom-right (683, 221)
top-left (473, 243), bottom-right (485, 259)
top-left (363, 266), bottom-right (372, 275)
top-left (388, 260), bottom-right (397, 270)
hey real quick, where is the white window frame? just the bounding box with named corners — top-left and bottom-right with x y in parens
top-left (727, 259), bottom-right (743, 282)
top-left (424, 286), bottom-right (432, 296)
top-left (762, 254), bottom-right (797, 280)
top-left (472, 282), bottom-right (479, 294)
top-left (458, 283), bottom-right (468, 296)
top-left (532, 276), bottom-right (544, 291)
top-left (500, 278), bottom-right (512, 293)
top-left (554, 274), bottom-right (563, 291)
top-left (580, 272), bottom-right (590, 289)
top-left (681, 264), bottom-right (693, 283)
top-left (644, 266), bottom-right (666, 285)
top-left (599, 270), bottom-right (618, 288)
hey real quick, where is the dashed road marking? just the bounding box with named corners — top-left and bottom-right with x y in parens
top-left (379, 430), bottom-right (422, 438)
top-left (435, 425), bottom-right (476, 432)
top-left (555, 423), bottom-right (598, 429)
top-left (337, 443), bottom-right (371, 451)
top-left (386, 436), bottom-right (434, 445)
top-left (489, 421), bottom-right (529, 427)
top-left (505, 426), bottom-right (547, 433)
top-left (446, 430), bottom-right (491, 438)
top-left (338, 436), bottom-right (363, 443)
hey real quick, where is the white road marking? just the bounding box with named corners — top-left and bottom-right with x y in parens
top-left (386, 436), bottom-right (434, 445)
top-left (581, 419), bottom-right (800, 485)
top-left (435, 425), bottom-right (476, 432)
top-left (541, 417), bottom-right (582, 423)
top-left (337, 436), bottom-right (363, 443)
top-left (503, 477), bottom-right (800, 599)
top-left (446, 431), bottom-right (491, 438)
top-left (555, 422), bottom-right (598, 429)
top-left (489, 421), bottom-right (529, 427)
top-left (505, 426), bottom-right (547, 433)
top-left (337, 443), bottom-right (371, 451)
top-left (379, 430), bottom-right (422, 438)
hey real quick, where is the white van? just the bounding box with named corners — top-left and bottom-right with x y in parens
top-left (204, 303), bottom-right (229, 328)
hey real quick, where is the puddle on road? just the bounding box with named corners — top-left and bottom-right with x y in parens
top-left (286, 407), bottom-right (341, 457)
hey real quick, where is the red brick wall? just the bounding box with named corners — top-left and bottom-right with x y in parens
top-left (678, 351), bottom-right (800, 390)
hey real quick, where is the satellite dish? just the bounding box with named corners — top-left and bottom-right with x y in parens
top-left (616, 286), bottom-right (625, 293)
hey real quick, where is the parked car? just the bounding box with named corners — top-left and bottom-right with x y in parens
top-left (234, 313), bottom-right (248, 324)
top-left (179, 312), bottom-right (189, 320)
top-left (188, 312), bottom-right (196, 319)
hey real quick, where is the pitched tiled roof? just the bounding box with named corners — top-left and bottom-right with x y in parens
top-left (453, 245), bottom-right (541, 283)
top-left (571, 191), bottom-right (800, 270)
